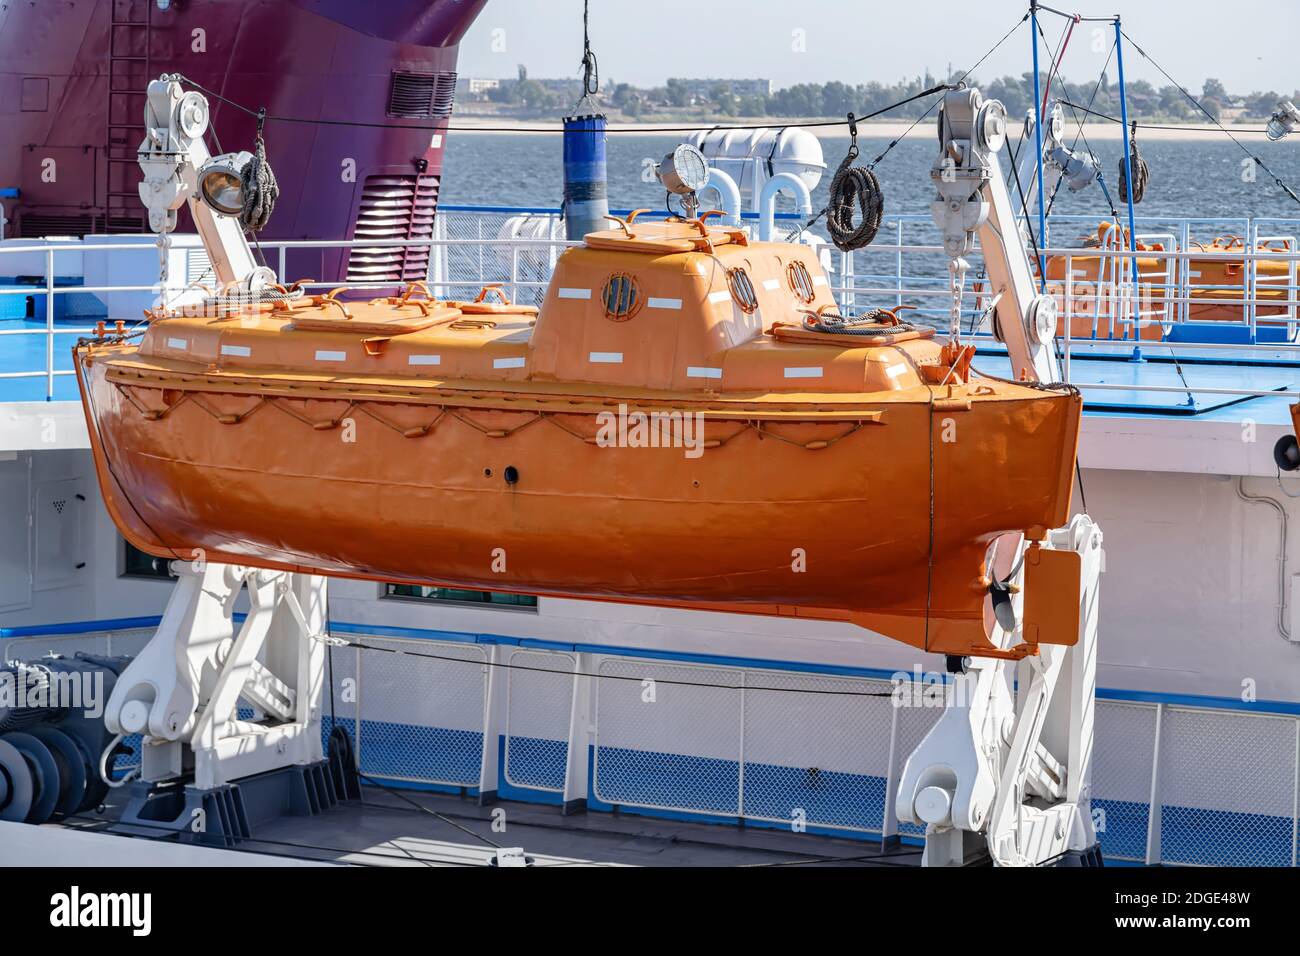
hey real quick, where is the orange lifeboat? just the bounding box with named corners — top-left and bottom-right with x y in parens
top-left (1184, 235), bottom-right (1292, 323)
top-left (1041, 223), bottom-right (1294, 335)
top-left (1040, 223), bottom-right (1170, 340)
top-left (75, 217), bottom-right (1081, 658)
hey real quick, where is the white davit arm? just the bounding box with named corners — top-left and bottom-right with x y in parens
top-left (137, 76), bottom-right (275, 293)
top-left (896, 515), bottom-right (1104, 866)
top-left (931, 87), bottom-right (1060, 383)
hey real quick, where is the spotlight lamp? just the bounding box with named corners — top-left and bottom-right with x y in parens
top-left (198, 152), bottom-right (252, 216)
top-left (1267, 101), bottom-right (1300, 142)
top-left (656, 144), bottom-right (710, 217)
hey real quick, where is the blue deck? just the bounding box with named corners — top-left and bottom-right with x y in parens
top-left (0, 319), bottom-right (88, 402)
top-left (976, 349), bottom-right (1299, 421)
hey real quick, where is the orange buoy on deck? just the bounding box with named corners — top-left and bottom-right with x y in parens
top-left (76, 219), bottom-right (1081, 658)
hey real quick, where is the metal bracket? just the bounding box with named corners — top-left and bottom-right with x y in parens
top-left (895, 514), bottom-right (1104, 866)
top-left (104, 561), bottom-right (328, 790)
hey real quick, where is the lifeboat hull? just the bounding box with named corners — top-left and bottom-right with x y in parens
top-left (76, 348), bottom-right (1079, 658)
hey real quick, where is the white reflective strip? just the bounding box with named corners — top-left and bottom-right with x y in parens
top-left (166, 337), bottom-right (188, 350)
top-left (407, 354), bottom-right (441, 366)
top-left (784, 366), bottom-right (823, 379)
top-left (589, 351), bottom-right (623, 363)
top-left (558, 287), bottom-right (592, 299)
top-left (220, 344), bottom-right (250, 357)
top-left (812, 275), bottom-right (828, 286)
top-left (707, 290), bottom-right (732, 304)
top-left (315, 349), bottom-right (346, 362)
top-left (885, 362), bottom-right (908, 379)
top-left (647, 297), bottom-right (682, 310)
top-left (762, 278), bottom-right (780, 291)
top-left (686, 366), bottom-right (723, 379)
top-left (430, 133), bottom-right (443, 149)
top-left (494, 356), bottom-right (526, 369)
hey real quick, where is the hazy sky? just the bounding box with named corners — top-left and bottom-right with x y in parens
top-left (456, 0), bottom-right (1297, 96)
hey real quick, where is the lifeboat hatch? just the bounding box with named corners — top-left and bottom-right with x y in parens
top-left (288, 291), bottom-right (463, 335)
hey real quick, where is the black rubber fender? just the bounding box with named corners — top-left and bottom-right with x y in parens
top-left (0, 738), bottom-right (34, 823)
top-left (29, 726), bottom-right (86, 818)
top-left (65, 731), bottom-right (108, 812)
top-left (2, 732), bottom-right (59, 823)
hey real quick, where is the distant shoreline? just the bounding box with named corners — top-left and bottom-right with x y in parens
top-left (449, 116), bottom-right (1274, 141)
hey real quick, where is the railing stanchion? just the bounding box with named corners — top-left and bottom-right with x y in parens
top-left (1145, 702), bottom-right (1165, 865)
top-left (1291, 718), bottom-right (1299, 868)
top-left (839, 249), bottom-right (852, 314)
top-left (1030, 2), bottom-right (1049, 286)
top-left (510, 245), bottom-right (519, 304)
top-left (1114, 17), bottom-right (1143, 346)
top-left (1249, 246), bottom-right (1259, 343)
top-left (881, 692), bottom-right (901, 847)
top-left (1064, 253), bottom-right (1073, 383)
top-left (895, 219), bottom-right (904, 310)
top-left (45, 247), bottom-right (55, 401)
top-left (1179, 221), bottom-right (1190, 325)
top-left (737, 672), bottom-right (746, 820)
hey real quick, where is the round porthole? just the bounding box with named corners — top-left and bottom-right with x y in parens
top-left (787, 260), bottom-right (816, 304)
top-left (726, 267), bottom-right (758, 314)
top-left (602, 273), bottom-right (641, 321)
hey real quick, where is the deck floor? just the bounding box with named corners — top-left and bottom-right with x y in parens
top-left (60, 785), bottom-right (924, 868)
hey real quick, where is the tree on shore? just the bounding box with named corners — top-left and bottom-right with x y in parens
top-left (465, 67), bottom-right (1285, 124)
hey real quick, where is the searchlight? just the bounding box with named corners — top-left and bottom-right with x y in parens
top-left (656, 144), bottom-right (709, 217)
top-left (1267, 101), bottom-right (1300, 142)
top-left (198, 152), bottom-right (254, 216)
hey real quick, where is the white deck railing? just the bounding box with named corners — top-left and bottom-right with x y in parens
top-left (3, 624), bottom-right (1298, 866)
top-left (3, 208), bottom-right (1300, 404)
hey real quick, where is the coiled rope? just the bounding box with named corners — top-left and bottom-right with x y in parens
top-left (238, 109), bottom-right (279, 232)
top-left (802, 306), bottom-right (915, 336)
top-left (1116, 120), bottom-right (1149, 205)
top-left (824, 112), bottom-right (885, 252)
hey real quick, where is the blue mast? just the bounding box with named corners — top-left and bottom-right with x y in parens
top-left (1114, 17), bottom-right (1143, 342)
top-left (1030, 1), bottom-right (1048, 288)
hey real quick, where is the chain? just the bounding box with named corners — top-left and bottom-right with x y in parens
top-left (947, 256), bottom-right (970, 343)
top-left (156, 228), bottom-right (172, 309)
